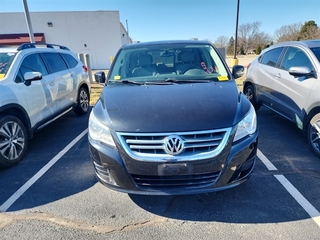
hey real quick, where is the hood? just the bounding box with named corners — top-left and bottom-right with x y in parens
top-left (94, 81), bottom-right (250, 132)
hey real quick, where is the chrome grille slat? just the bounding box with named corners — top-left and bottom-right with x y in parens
top-left (184, 142), bottom-right (219, 148)
top-left (184, 137), bottom-right (222, 143)
top-left (129, 145), bottom-right (164, 150)
top-left (126, 139), bottom-right (164, 144)
top-left (117, 128), bottom-right (232, 162)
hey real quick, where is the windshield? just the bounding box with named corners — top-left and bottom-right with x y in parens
top-left (0, 52), bottom-right (16, 79)
top-left (108, 43), bottom-right (230, 84)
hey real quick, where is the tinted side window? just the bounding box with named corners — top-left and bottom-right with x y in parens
top-left (311, 47), bottom-right (320, 62)
top-left (280, 47), bottom-right (313, 71)
top-left (15, 70), bottom-right (24, 83)
top-left (42, 53), bottom-right (68, 73)
top-left (61, 53), bottom-right (78, 68)
top-left (19, 53), bottom-right (48, 76)
top-left (260, 47), bottom-right (284, 67)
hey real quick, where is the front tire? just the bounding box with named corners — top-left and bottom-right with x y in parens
top-left (0, 115), bottom-right (28, 168)
top-left (74, 86), bottom-right (90, 115)
top-left (308, 113), bottom-right (320, 158)
top-left (244, 84), bottom-right (261, 111)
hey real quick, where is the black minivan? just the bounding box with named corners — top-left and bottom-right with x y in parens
top-left (88, 40), bottom-right (258, 195)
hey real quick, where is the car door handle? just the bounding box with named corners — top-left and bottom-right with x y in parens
top-left (274, 73), bottom-right (281, 79)
top-left (49, 81), bottom-right (55, 86)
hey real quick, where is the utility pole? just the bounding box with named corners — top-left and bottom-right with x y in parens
top-left (126, 19), bottom-right (130, 44)
top-left (22, 0), bottom-right (35, 43)
top-left (231, 0), bottom-right (240, 66)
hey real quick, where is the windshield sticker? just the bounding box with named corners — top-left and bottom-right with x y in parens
top-left (114, 75), bottom-right (121, 80)
top-left (0, 74), bottom-right (5, 80)
top-left (217, 76), bottom-right (229, 81)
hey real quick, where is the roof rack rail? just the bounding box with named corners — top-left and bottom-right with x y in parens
top-left (17, 43), bottom-right (70, 51)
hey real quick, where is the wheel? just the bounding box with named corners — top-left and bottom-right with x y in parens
top-left (308, 113), bottom-right (320, 158)
top-left (0, 115), bottom-right (28, 168)
top-left (244, 84), bottom-right (261, 111)
top-left (74, 86), bottom-right (90, 115)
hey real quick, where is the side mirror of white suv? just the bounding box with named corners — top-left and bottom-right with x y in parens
top-left (23, 71), bottom-right (42, 86)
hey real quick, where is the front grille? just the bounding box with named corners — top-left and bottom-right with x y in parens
top-left (131, 172), bottom-right (220, 190)
top-left (117, 128), bottom-right (231, 161)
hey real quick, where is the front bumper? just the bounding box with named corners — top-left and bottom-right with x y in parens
top-left (88, 131), bottom-right (258, 195)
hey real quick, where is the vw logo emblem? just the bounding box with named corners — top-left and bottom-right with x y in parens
top-left (164, 135), bottom-right (184, 155)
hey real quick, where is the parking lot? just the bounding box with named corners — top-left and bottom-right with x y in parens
top-left (0, 102), bottom-right (320, 239)
top-left (1, 54), bottom-right (320, 239)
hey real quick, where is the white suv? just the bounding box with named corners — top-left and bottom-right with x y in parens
top-left (0, 43), bottom-right (90, 167)
top-left (243, 40), bottom-right (320, 158)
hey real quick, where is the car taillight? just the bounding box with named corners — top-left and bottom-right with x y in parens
top-left (83, 65), bottom-right (88, 73)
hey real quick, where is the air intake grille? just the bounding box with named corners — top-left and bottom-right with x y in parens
top-left (131, 171), bottom-right (220, 190)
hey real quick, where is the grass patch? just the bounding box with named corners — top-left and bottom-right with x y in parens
top-left (236, 75), bottom-right (245, 91)
top-left (90, 85), bottom-right (103, 106)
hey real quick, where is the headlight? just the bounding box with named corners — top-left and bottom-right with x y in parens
top-left (88, 111), bottom-right (116, 147)
top-left (233, 104), bottom-right (257, 142)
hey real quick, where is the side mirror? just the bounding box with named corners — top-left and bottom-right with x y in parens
top-left (24, 72), bottom-right (42, 86)
top-left (232, 65), bottom-right (245, 79)
top-left (94, 71), bottom-right (106, 84)
top-left (289, 66), bottom-right (313, 77)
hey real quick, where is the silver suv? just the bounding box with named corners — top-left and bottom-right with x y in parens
top-left (243, 40), bottom-right (320, 158)
top-left (0, 43), bottom-right (90, 167)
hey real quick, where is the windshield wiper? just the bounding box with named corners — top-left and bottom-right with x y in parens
top-left (121, 80), bottom-right (144, 85)
top-left (165, 79), bottom-right (211, 83)
top-left (122, 80), bottom-right (174, 85)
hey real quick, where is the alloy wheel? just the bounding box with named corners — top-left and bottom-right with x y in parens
top-left (245, 87), bottom-right (253, 101)
top-left (309, 119), bottom-right (320, 156)
top-left (80, 88), bottom-right (89, 112)
top-left (0, 121), bottom-right (25, 161)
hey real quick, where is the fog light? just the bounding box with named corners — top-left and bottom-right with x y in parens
top-left (94, 163), bottom-right (118, 186)
top-left (103, 168), bottom-right (116, 185)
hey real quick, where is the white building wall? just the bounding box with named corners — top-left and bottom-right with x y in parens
top-left (0, 11), bottom-right (129, 69)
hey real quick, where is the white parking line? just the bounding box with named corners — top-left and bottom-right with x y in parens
top-left (274, 175), bottom-right (320, 227)
top-left (258, 150), bottom-right (320, 227)
top-left (0, 129), bottom-right (88, 212)
top-left (257, 149), bottom-right (277, 171)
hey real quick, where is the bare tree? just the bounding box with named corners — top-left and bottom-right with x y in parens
top-left (213, 36), bottom-right (229, 48)
top-left (254, 32), bottom-right (272, 47)
top-left (237, 21), bottom-right (261, 54)
top-left (274, 23), bottom-right (302, 42)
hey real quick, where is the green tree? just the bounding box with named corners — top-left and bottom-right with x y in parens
top-left (298, 20), bottom-right (319, 40)
top-left (227, 37), bottom-right (235, 56)
top-left (256, 45), bottom-right (262, 55)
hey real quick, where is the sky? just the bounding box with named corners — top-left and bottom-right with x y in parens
top-left (0, 0), bottom-right (319, 42)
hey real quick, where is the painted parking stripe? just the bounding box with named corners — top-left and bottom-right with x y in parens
top-left (0, 129), bottom-right (88, 212)
top-left (274, 175), bottom-right (320, 227)
top-left (257, 149), bottom-right (277, 171)
top-left (258, 150), bottom-right (320, 227)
